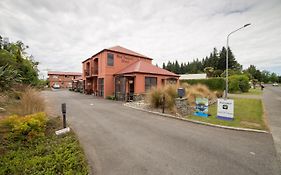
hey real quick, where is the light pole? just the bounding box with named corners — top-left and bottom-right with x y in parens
top-left (225, 23), bottom-right (251, 99)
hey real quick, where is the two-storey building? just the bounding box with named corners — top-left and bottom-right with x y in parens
top-left (48, 71), bottom-right (82, 88)
top-left (82, 46), bottom-right (179, 100)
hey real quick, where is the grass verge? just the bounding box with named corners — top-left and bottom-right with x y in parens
top-left (0, 116), bottom-right (89, 175)
top-left (187, 98), bottom-right (267, 130)
top-left (230, 88), bottom-right (263, 96)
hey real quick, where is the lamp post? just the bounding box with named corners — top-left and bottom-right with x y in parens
top-left (225, 23), bottom-right (251, 99)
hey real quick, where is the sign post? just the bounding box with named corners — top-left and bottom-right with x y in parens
top-left (55, 103), bottom-right (70, 136)
top-left (61, 103), bottom-right (66, 128)
top-left (217, 99), bottom-right (234, 120)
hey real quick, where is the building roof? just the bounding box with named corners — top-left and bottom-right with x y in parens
top-left (48, 71), bottom-right (82, 76)
top-left (116, 60), bottom-right (179, 77)
top-left (107, 46), bottom-right (149, 58)
top-left (179, 73), bottom-right (207, 80)
top-left (82, 45), bottom-right (152, 63)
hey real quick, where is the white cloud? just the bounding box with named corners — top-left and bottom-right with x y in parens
top-left (0, 0), bottom-right (281, 77)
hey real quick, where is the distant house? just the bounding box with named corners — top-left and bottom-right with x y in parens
top-left (179, 73), bottom-right (207, 80)
top-left (82, 46), bottom-right (179, 100)
top-left (48, 71), bottom-right (82, 88)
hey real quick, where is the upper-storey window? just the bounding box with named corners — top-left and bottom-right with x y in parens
top-left (107, 53), bottom-right (114, 66)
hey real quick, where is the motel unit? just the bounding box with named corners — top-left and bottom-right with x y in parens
top-left (82, 46), bottom-right (179, 100)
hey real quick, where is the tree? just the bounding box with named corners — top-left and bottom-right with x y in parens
top-left (217, 47), bottom-right (241, 71)
top-left (261, 70), bottom-right (270, 83)
top-left (0, 35), bottom-right (39, 87)
top-left (162, 62), bottom-right (166, 69)
top-left (269, 72), bottom-right (278, 83)
top-left (204, 67), bottom-right (214, 77)
top-left (0, 65), bottom-right (21, 91)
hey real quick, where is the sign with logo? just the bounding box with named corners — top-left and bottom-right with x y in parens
top-left (217, 99), bottom-right (234, 120)
top-left (194, 98), bottom-right (209, 117)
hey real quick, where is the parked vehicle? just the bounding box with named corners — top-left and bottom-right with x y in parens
top-left (273, 82), bottom-right (279, 86)
top-left (53, 84), bottom-right (60, 89)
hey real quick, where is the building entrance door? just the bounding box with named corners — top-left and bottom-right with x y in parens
top-left (128, 78), bottom-right (134, 101)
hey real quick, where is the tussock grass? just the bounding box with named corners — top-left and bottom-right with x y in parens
top-left (17, 87), bottom-right (45, 115)
top-left (147, 85), bottom-right (178, 110)
top-left (184, 84), bottom-right (216, 106)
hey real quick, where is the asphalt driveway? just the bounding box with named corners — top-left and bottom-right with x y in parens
top-left (43, 90), bottom-right (280, 175)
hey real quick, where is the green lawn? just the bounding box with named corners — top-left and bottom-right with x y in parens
top-left (0, 117), bottom-right (89, 175)
top-left (230, 88), bottom-right (263, 95)
top-left (187, 98), bottom-right (267, 130)
top-left (242, 88), bottom-right (263, 95)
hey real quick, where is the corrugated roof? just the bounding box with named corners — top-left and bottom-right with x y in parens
top-left (116, 61), bottom-right (179, 77)
top-left (48, 71), bottom-right (82, 76)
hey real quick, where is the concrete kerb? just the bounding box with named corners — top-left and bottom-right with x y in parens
top-left (124, 103), bottom-right (269, 134)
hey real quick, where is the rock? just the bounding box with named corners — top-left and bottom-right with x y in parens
top-left (175, 98), bottom-right (194, 116)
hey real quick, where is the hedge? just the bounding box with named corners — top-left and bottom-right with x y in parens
top-left (180, 78), bottom-right (225, 91)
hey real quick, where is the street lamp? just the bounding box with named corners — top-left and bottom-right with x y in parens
top-left (225, 23), bottom-right (251, 99)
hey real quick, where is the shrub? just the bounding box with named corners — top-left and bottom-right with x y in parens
top-left (180, 78), bottom-right (225, 91)
top-left (0, 112), bottom-right (47, 141)
top-left (17, 87), bottom-right (45, 115)
top-left (229, 75), bottom-right (250, 93)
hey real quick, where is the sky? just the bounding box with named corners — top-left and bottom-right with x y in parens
top-left (1, 0), bottom-right (281, 78)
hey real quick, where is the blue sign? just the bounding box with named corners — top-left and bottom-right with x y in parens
top-left (194, 98), bottom-right (209, 117)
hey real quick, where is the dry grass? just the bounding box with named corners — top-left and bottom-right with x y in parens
top-left (183, 83), bottom-right (216, 106)
top-left (147, 85), bottom-right (178, 110)
top-left (16, 87), bottom-right (45, 115)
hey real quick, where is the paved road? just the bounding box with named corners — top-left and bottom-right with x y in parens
top-left (263, 85), bottom-right (281, 165)
top-left (43, 90), bottom-right (280, 175)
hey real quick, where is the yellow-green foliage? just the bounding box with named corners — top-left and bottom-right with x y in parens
top-left (0, 112), bottom-right (47, 141)
top-left (17, 87), bottom-right (45, 115)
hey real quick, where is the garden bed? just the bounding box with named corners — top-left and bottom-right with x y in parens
top-left (0, 114), bottom-right (89, 175)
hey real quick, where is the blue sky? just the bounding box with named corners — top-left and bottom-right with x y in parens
top-left (0, 0), bottom-right (280, 77)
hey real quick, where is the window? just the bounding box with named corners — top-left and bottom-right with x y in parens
top-left (145, 77), bottom-right (157, 91)
top-left (166, 78), bottom-right (177, 84)
top-left (107, 53), bottom-right (114, 66)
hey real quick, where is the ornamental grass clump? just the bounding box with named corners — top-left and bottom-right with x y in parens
top-left (147, 87), bottom-right (164, 108)
top-left (147, 85), bottom-right (178, 111)
top-left (183, 83), bottom-right (216, 106)
top-left (17, 87), bottom-right (45, 115)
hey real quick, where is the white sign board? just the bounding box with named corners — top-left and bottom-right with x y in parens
top-left (217, 99), bottom-right (234, 120)
top-left (55, 127), bottom-right (70, 135)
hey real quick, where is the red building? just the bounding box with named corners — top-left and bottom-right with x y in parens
top-left (48, 71), bottom-right (82, 88)
top-left (82, 46), bottom-right (179, 100)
